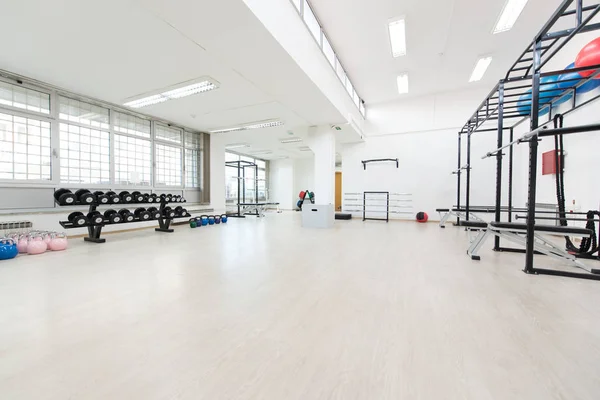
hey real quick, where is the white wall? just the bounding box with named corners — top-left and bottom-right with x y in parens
top-left (269, 159), bottom-right (295, 209)
top-left (293, 158), bottom-right (315, 201)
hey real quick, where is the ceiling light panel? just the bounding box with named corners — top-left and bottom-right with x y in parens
top-left (209, 120), bottom-right (283, 134)
top-left (493, 0), bottom-right (529, 34)
top-left (388, 18), bottom-right (407, 57)
top-left (225, 143), bottom-right (250, 149)
top-left (469, 57), bottom-right (493, 82)
top-left (397, 74), bottom-right (409, 94)
top-left (123, 78), bottom-right (218, 109)
top-left (280, 137), bottom-right (303, 144)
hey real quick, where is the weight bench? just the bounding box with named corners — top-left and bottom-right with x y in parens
top-left (467, 221), bottom-right (596, 272)
top-left (437, 208), bottom-right (487, 228)
top-left (238, 202), bottom-right (280, 217)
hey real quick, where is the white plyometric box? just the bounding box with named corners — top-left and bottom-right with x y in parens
top-left (302, 204), bottom-right (334, 228)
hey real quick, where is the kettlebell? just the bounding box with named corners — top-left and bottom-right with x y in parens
top-left (214, 215), bottom-right (221, 225)
top-left (27, 235), bottom-right (48, 255)
top-left (208, 216), bottom-right (215, 225)
top-left (49, 233), bottom-right (68, 251)
top-left (17, 235), bottom-right (28, 254)
top-left (0, 238), bottom-right (18, 260)
top-left (189, 218), bottom-right (197, 229)
top-left (200, 215), bottom-right (209, 226)
top-left (221, 214), bottom-right (228, 224)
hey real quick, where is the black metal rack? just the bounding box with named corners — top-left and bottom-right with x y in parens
top-left (361, 158), bottom-right (398, 170)
top-left (57, 196), bottom-right (190, 243)
top-left (457, 0), bottom-right (600, 280)
top-left (363, 192), bottom-right (390, 222)
top-left (226, 160), bottom-right (258, 218)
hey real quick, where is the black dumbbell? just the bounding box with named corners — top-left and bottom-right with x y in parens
top-left (181, 208), bottom-right (188, 217)
top-left (119, 191), bottom-right (133, 203)
top-left (68, 211), bottom-right (89, 226)
top-left (93, 191), bottom-right (110, 204)
top-left (142, 193), bottom-right (150, 203)
top-left (147, 194), bottom-right (155, 203)
top-left (104, 209), bottom-right (122, 224)
top-left (147, 207), bottom-right (161, 219)
top-left (54, 189), bottom-right (76, 205)
top-left (118, 209), bottom-right (134, 222)
top-left (105, 191), bottom-right (121, 204)
top-left (134, 207), bottom-right (151, 221)
top-left (87, 211), bottom-right (104, 225)
top-left (131, 191), bottom-right (145, 203)
top-left (75, 189), bottom-right (95, 204)
top-left (174, 206), bottom-right (184, 216)
top-left (163, 207), bottom-right (176, 218)
top-left (165, 194), bottom-right (173, 202)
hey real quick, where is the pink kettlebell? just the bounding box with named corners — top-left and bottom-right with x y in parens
top-left (49, 233), bottom-right (68, 251)
top-left (43, 232), bottom-right (51, 245)
top-left (17, 235), bottom-right (29, 254)
top-left (27, 235), bottom-right (47, 255)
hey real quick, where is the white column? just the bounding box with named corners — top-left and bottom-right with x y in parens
top-left (308, 126), bottom-right (336, 206)
top-left (209, 134), bottom-right (226, 213)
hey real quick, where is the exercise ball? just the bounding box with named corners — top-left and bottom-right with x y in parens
top-left (557, 62), bottom-right (600, 94)
top-left (416, 212), bottom-right (429, 223)
top-left (575, 37), bottom-right (600, 78)
top-left (516, 89), bottom-right (551, 116)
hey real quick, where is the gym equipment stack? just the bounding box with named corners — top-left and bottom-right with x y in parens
top-left (54, 189), bottom-right (189, 244)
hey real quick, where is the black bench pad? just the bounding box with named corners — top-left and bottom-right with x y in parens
top-left (490, 222), bottom-right (592, 236)
top-left (452, 207), bottom-right (495, 213)
top-left (459, 221), bottom-right (488, 228)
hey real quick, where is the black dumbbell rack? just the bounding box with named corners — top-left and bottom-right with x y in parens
top-left (57, 194), bottom-right (189, 243)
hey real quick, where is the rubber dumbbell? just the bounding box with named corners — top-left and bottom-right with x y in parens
top-left (174, 206), bottom-right (184, 217)
top-left (105, 191), bottom-right (121, 204)
top-left (118, 209), bottom-right (134, 222)
top-left (148, 194), bottom-right (158, 203)
top-left (104, 209), bottom-right (122, 224)
top-left (147, 207), bottom-right (161, 219)
top-left (119, 191), bottom-right (133, 203)
top-left (54, 189), bottom-right (76, 205)
top-left (163, 207), bottom-right (176, 218)
top-left (68, 211), bottom-right (89, 226)
top-left (142, 193), bottom-right (150, 203)
top-left (165, 194), bottom-right (173, 202)
top-left (181, 197), bottom-right (187, 203)
top-left (75, 189), bottom-right (95, 204)
top-left (134, 207), bottom-right (150, 221)
top-left (87, 211), bottom-right (104, 225)
top-left (93, 191), bottom-right (110, 204)
top-left (131, 191), bottom-right (145, 203)
top-left (181, 208), bottom-right (188, 217)
top-left (173, 195), bottom-right (181, 203)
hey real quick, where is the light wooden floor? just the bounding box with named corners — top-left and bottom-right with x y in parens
top-left (1, 213), bottom-right (599, 400)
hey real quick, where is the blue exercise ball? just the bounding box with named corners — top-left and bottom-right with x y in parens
top-left (516, 90), bottom-right (550, 116)
top-left (557, 62), bottom-right (600, 94)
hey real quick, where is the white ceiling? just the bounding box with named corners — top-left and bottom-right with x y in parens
top-left (309, 0), bottom-right (565, 105)
top-left (0, 0), bottom-right (352, 160)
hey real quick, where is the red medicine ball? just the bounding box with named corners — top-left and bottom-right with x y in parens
top-left (416, 212), bottom-right (429, 223)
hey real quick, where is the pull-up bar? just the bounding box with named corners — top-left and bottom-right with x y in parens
top-left (361, 158), bottom-right (399, 170)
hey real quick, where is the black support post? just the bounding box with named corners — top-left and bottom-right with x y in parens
top-left (465, 129), bottom-right (472, 221)
top-left (456, 133), bottom-right (462, 225)
top-left (508, 128), bottom-right (514, 223)
top-left (494, 82), bottom-right (505, 251)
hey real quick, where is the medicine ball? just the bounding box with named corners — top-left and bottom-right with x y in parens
top-left (416, 212), bottom-right (429, 223)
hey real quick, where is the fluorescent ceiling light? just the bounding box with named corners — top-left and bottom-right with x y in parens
top-left (209, 119), bottom-right (284, 134)
top-left (469, 57), bottom-right (493, 82)
top-left (397, 74), bottom-right (409, 94)
top-left (280, 137), bottom-right (303, 144)
top-left (124, 79), bottom-right (218, 109)
top-left (298, 146), bottom-right (312, 152)
top-left (249, 150), bottom-right (273, 156)
top-left (388, 18), bottom-right (407, 57)
top-left (225, 143), bottom-right (250, 149)
top-left (493, 0), bottom-right (529, 34)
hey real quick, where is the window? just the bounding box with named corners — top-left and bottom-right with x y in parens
top-left (303, 1), bottom-right (321, 43)
top-left (0, 113), bottom-right (51, 180)
top-left (185, 132), bottom-right (202, 188)
top-left (114, 135), bottom-right (152, 186)
top-left (336, 60), bottom-right (346, 86)
top-left (0, 81), bottom-right (50, 114)
top-left (346, 79), bottom-right (354, 97)
top-left (155, 143), bottom-right (182, 186)
top-left (59, 96), bottom-right (109, 129)
top-left (114, 111), bottom-right (151, 139)
top-left (360, 102), bottom-right (366, 117)
top-left (59, 123), bottom-right (110, 184)
top-left (155, 124), bottom-right (182, 144)
top-left (353, 91), bottom-right (360, 107)
top-left (322, 34), bottom-right (335, 67)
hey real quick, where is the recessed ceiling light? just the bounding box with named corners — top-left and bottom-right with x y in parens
top-left (469, 57), bottom-right (493, 82)
top-left (298, 146), bottom-right (312, 152)
top-left (493, 0), bottom-right (529, 34)
top-left (397, 74), bottom-right (409, 94)
top-left (249, 150), bottom-right (273, 156)
top-left (388, 17), bottom-right (407, 57)
top-left (210, 119), bottom-right (284, 134)
top-left (124, 78), bottom-right (218, 108)
top-left (280, 137), bottom-right (303, 144)
top-left (225, 143), bottom-right (250, 149)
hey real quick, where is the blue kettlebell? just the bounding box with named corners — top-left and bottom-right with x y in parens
top-left (200, 215), bottom-right (209, 226)
top-left (208, 216), bottom-right (215, 225)
top-left (215, 215), bottom-right (221, 224)
top-left (0, 238), bottom-right (19, 260)
top-left (221, 214), bottom-right (228, 224)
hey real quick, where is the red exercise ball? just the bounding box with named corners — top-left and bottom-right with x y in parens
top-left (416, 212), bottom-right (428, 223)
top-left (575, 37), bottom-right (600, 78)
